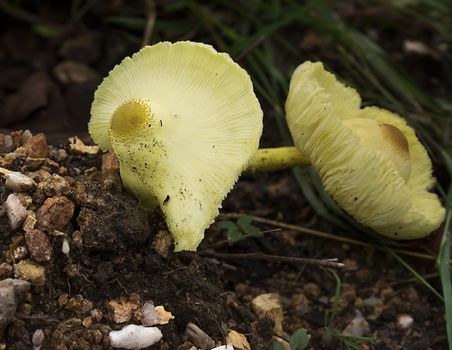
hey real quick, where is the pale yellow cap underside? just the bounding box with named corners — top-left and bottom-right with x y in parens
top-left (285, 61), bottom-right (445, 239)
top-left (89, 41), bottom-right (263, 250)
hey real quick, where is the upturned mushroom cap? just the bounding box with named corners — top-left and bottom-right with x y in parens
top-left (285, 61), bottom-right (445, 239)
top-left (89, 41), bottom-right (263, 251)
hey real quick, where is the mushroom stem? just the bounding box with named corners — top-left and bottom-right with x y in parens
top-left (247, 147), bottom-right (310, 173)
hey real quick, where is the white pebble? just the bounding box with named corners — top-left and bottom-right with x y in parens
top-left (109, 324), bottom-right (162, 349)
top-left (211, 346), bottom-right (234, 350)
top-left (342, 310), bottom-right (370, 337)
top-left (5, 172), bottom-right (35, 192)
top-left (141, 302), bottom-right (160, 326)
top-left (61, 238), bottom-right (70, 256)
top-left (32, 329), bottom-right (45, 350)
top-left (363, 295), bottom-right (383, 307)
top-left (5, 194), bottom-right (27, 230)
top-left (397, 314), bottom-right (414, 330)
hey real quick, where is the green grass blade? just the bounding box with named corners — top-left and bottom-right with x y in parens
top-left (326, 268), bottom-right (342, 328)
top-left (437, 185), bottom-right (452, 350)
top-left (386, 248), bottom-right (443, 300)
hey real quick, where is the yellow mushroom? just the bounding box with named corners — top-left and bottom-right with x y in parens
top-left (279, 61), bottom-right (445, 239)
top-left (89, 41), bottom-right (263, 251)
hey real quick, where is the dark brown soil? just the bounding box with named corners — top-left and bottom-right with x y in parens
top-left (0, 137), bottom-right (447, 350)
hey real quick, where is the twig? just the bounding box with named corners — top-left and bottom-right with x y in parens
top-left (218, 213), bottom-right (452, 264)
top-left (199, 251), bottom-right (345, 269)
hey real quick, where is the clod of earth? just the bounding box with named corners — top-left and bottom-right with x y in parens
top-left (89, 41), bottom-right (263, 251)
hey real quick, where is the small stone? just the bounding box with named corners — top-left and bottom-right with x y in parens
top-left (251, 293), bottom-right (284, 336)
top-left (45, 157), bottom-right (60, 169)
top-left (36, 196), bottom-right (74, 231)
top-left (343, 258), bottom-right (359, 271)
top-left (290, 293), bottom-right (311, 315)
top-left (49, 147), bottom-right (67, 162)
top-left (32, 329), bottom-right (45, 350)
top-left (0, 263), bottom-right (13, 279)
top-left (5, 194), bottom-right (27, 230)
top-left (35, 173), bottom-right (70, 197)
top-left (0, 134), bottom-right (14, 153)
top-left (23, 133), bottom-right (48, 158)
top-left (396, 314), bottom-right (414, 330)
top-left (211, 346), bottom-right (234, 350)
top-left (14, 260), bottom-right (46, 285)
top-left (336, 283), bottom-right (356, 312)
top-left (15, 193), bottom-right (32, 208)
top-left (379, 286), bottom-right (394, 300)
top-left (363, 295), bottom-right (383, 307)
top-left (61, 238), bottom-right (70, 256)
top-left (226, 330), bottom-right (251, 350)
top-left (91, 329), bottom-right (104, 344)
top-left (91, 309), bottom-right (103, 322)
top-left (58, 293), bottom-right (69, 306)
top-left (151, 230), bottom-right (173, 257)
top-left (107, 298), bottom-right (140, 323)
top-left (354, 297), bottom-right (364, 309)
top-left (109, 324), bottom-right (162, 349)
top-left (82, 316), bottom-right (93, 328)
top-left (342, 310), bottom-right (370, 337)
top-left (23, 157), bottom-right (46, 171)
top-left (68, 136), bottom-right (99, 155)
top-left (23, 214), bottom-right (37, 232)
top-left (154, 305), bottom-right (174, 325)
top-left (140, 302), bottom-right (159, 326)
top-left (65, 295), bottom-right (93, 315)
top-left (52, 230), bottom-right (65, 237)
top-left (184, 323), bottom-right (215, 350)
top-left (4, 171), bottom-right (35, 192)
top-left (11, 130), bottom-right (32, 148)
top-left (12, 245), bottom-right (28, 261)
top-left (101, 151), bottom-right (120, 173)
top-left (303, 282), bottom-right (321, 299)
top-left (0, 278), bottom-right (31, 335)
top-left (405, 287), bottom-right (420, 303)
top-left (25, 229), bottom-right (52, 262)
top-left (318, 296), bottom-right (329, 304)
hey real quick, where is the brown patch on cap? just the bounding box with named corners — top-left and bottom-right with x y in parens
top-left (382, 123), bottom-right (410, 158)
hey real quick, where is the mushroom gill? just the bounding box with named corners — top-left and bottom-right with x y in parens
top-left (284, 61), bottom-right (445, 239)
